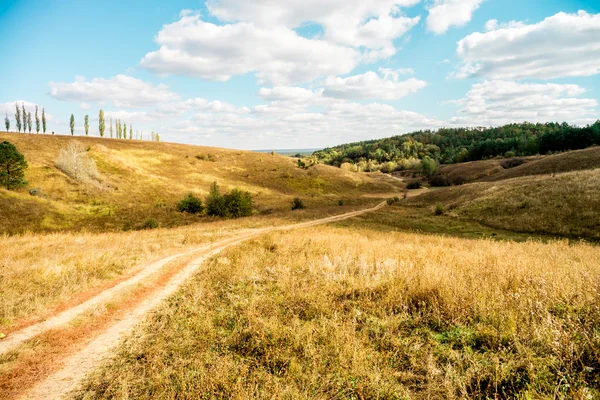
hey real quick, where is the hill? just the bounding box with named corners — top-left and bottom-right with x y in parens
top-left (0, 132), bottom-right (402, 234)
top-left (431, 146), bottom-right (600, 185)
top-left (404, 169), bottom-right (600, 240)
top-left (313, 121), bottom-right (600, 170)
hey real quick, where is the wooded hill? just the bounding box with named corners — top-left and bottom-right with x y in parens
top-left (313, 121), bottom-right (600, 168)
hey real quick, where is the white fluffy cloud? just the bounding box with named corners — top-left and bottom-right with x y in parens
top-left (450, 80), bottom-right (598, 126)
top-left (456, 11), bottom-right (600, 80)
top-left (140, 2), bottom-right (421, 85)
top-left (426, 0), bottom-right (483, 34)
top-left (48, 75), bottom-right (180, 108)
top-left (323, 68), bottom-right (427, 100)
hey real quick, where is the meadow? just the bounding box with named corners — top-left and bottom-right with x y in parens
top-left (73, 225), bottom-right (600, 399)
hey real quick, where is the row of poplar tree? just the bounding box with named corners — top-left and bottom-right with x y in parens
top-left (4, 103), bottom-right (47, 134)
top-left (4, 103), bottom-right (160, 142)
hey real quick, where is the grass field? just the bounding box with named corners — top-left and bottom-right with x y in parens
top-left (73, 225), bottom-right (600, 399)
top-left (433, 147), bottom-right (600, 185)
top-left (405, 169), bottom-right (600, 240)
top-left (0, 132), bottom-right (401, 234)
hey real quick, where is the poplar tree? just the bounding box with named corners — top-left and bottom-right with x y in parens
top-left (129, 125), bottom-right (133, 140)
top-left (35, 106), bottom-right (40, 133)
top-left (4, 113), bottom-right (9, 132)
top-left (109, 118), bottom-right (113, 138)
top-left (99, 110), bottom-right (105, 137)
top-left (21, 103), bottom-right (26, 133)
top-left (116, 120), bottom-right (121, 139)
top-left (84, 115), bottom-right (89, 135)
top-left (27, 112), bottom-right (32, 133)
top-left (42, 108), bottom-right (47, 133)
top-left (70, 114), bottom-right (75, 135)
top-left (123, 123), bottom-right (126, 139)
top-left (15, 104), bottom-right (21, 133)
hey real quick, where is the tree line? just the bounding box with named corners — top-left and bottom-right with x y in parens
top-left (4, 103), bottom-right (161, 142)
top-left (313, 121), bottom-right (600, 171)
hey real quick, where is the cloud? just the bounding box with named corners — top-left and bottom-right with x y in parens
top-left (140, 2), bottom-right (421, 85)
top-left (322, 68), bottom-right (426, 100)
top-left (450, 80), bottom-right (598, 126)
top-left (48, 75), bottom-right (180, 108)
top-left (426, 0), bottom-right (483, 34)
top-left (484, 19), bottom-right (524, 31)
top-left (455, 11), bottom-right (600, 80)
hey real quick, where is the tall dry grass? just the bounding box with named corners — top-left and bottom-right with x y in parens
top-left (75, 226), bottom-right (600, 399)
top-left (0, 217), bottom-right (279, 329)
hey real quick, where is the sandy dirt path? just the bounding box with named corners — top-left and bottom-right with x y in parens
top-left (18, 202), bottom-right (385, 400)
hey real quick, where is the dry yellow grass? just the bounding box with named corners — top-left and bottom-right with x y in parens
top-left (0, 132), bottom-right (401, 234)
top-left (0, 215), bottom-right (282, 329)
top-left (74, 225), bottom-right (600, 399)
top-left (406, 168), bottom-right (600, 240)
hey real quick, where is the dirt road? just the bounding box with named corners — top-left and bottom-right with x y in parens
top-left (9, 202), bottom-right (386, 399)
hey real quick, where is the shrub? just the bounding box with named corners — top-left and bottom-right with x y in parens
top-left (429, 174), bottom-right (451, 187)
top-left (206, 182), bottom-right (228, 217)
top-left (406, 180), bottom-right (422, 189)
top-left (28, 187), bottom-right (41, 196)
top-left (501, 158), bottom-right (527, 169)
top-left (386, 198), bottom-right (395, 205)
top-left (291, 197), bottom-right (305, 210)
top-left (434, 203), bottom-right (444, 216)
top-left (138, 218), bottom-right (158, 230)
top-left (177, 193), bottom-right (204, 214)
top-left (206, 182), bottom-right (253, 218)
top-left (393, 196), bottom-right (400, 202)
top-left (55, 141), bottom-right (100, 183)
top-left (297, 159), bottom-right (308, 169)
top-left (0, 141), bottom-right (28, 190)
top-left (196, 153), bottom-right (216, 162)
top-left (223, 188), bottom-right (253, 218)
top-left (338, 199), bottom-right (345, 206)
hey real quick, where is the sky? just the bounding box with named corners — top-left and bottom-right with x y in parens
top-left (0, 0), bottom-right (599, 150)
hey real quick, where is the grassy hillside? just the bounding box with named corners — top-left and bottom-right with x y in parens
top-left (0, 133), bottom-right (401, 234)
top-left (74, 226), bottom-right (600, 399)
top-left (405, 169), bottom-right (600, 240)
top-left (433, 146), bottom-right (600, 185)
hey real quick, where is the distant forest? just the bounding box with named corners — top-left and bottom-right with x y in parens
top-left (313, 121), bottom-right (600, 172)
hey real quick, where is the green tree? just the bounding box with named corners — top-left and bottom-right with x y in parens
top-left (421, 156), bottom-right (438, 178)
top-left (123, 123), bottom-right (127, 139)
top-left (177, 193), bottom-right (204, 214)
top-left (70, 114), bottom-right (75, 136)
top-left (109, 117), bottom-right (113, 138)
top-left (21, 103), bottom-right (26, 133)
top-left (27, 112), bottom-right (32, 133)
top-left (129, 125), bottom-right (133, 140)
top-left (0, 141), bottom-right (28, 189)
top-left (206, 182), bottom-right (227, 217)
top-left (99, 110), bottom-right (105, 137)
top-left (84, 115), bottom-right (89, 136)
top-left (4, 113), bottom-right (9, 132)
top-left (223, 188), bottom-right (253, 217)
top-left (35, 106), bottom-right (40, 133)
top-left (42, 108), bottom-right (47, 133)
top-left (15, 103), bottom-right (21, 133)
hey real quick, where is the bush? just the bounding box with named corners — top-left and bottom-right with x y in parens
top-left (338, 199), bottom-right (345, 206)
top-left (0, 141), bottom-right (28, 190)
top-left (291, 197), bottom-right (305, 210)
top-left (138, 218), bottom-right (158, 230)
top-left (206, 182), bottom-right (253, 218)
top-left (55, 141), bottom-right (100, 183)
top-left (177, 193), bottom-right (204, 214)
top-left (223, 188), bottom-right (253, 217)
top-left (434, 203), bottom-right (444, 216)
top-left (196, 153), bottom-right (216, 162)
top-left (406, 180), bottom-right (422, 189)
top-left (206, 182), bottom-right (228, 217)
top-left (421, 156), bottom-right (438, 178)
top-left (28, 187), bottom-right (41, 196)
top-left (429, 174), bottom-right (451, 187)
top-left (387, 198), bottom-right (395, 205)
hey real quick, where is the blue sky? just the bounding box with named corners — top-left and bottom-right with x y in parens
top-left (1, 0), bottom-right (599, 149)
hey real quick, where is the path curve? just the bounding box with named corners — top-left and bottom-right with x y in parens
top-left (20, 202), bottom-right (386, 400)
